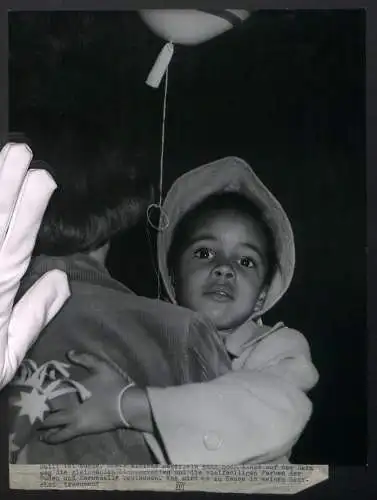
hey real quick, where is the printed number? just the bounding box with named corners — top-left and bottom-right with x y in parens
top-left (176, 481), bottom-right (185, 491)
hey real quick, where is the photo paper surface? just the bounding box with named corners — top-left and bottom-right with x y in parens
top-left (6, 8), bottom-right (366, 493)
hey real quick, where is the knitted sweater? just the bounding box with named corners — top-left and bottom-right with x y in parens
top-left (9, 253), bottom-right (231, 464)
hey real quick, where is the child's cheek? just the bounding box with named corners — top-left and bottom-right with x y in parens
top-left (186, 268), bottom-right (207, 294)
top-left (239, 275), bottom-right (262, 304)
top-left (184, 257), bottom-right (207, 275)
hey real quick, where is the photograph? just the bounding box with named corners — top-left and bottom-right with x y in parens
top-left (3, 8), bottom-right (365, 472)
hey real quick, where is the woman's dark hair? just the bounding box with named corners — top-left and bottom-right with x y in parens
top-left (9, 124), bottom-right (152, 256)
top-left (167, 192), bottom-right (279, 286)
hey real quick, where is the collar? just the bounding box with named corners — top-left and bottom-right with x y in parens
top-left (225, 320), bottom-right (284, 357)
top-left (28, 253), bottom-right (134, 295)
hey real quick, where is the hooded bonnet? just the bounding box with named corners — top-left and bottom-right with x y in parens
top-left (157, 157), bottom-right (295, 318)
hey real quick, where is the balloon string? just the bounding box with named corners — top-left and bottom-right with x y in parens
top-left (146, 55), bottom-right (171, 298)
top-left (157, 68), bottom-right (169, 299)
top-left (145, 225), bottom-right (162, 297)
top-left (158, 65), bottom-right (169, 209)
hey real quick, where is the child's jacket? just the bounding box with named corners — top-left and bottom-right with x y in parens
top-left (148, 157), bottom-right (319, 464)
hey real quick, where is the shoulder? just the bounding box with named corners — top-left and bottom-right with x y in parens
top-left (124, 294), bottom-right (201, 328)
top-left (70, 280), bottom-right (195, 321)
top-left (254, 324), bottom-right (312, 358)
top-left (67, 281), bottom-right (208, 352)
top-left (239, 324), bottom-right (319, 390)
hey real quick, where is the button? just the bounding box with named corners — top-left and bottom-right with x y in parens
top-left (203, 431), bottom-right (223, 451)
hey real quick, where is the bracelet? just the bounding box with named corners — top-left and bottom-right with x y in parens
top-left (117, 382), bottom-right (135, 429)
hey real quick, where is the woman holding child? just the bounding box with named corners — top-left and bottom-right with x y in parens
top-left (34, 154), bottom-right (318, 464)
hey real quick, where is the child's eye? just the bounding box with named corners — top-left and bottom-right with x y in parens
top-left (239, 257), bottom-right (256, 269)
top-left (193, 248), bottom-right (215, 260)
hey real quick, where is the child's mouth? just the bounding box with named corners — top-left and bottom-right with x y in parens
top-left (207, 292), bottom-right (232, 302)
top-left (204, 285), bottom-right (234, 301)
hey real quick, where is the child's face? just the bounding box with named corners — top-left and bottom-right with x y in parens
top-left (175, 209), bottom-right (268, 331)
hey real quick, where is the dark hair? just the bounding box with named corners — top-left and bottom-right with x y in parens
top-left (9, 125), bottom-right (152, 256)
top-left (168, 192), bottom-right (278, 286)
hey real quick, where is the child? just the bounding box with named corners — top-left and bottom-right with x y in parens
top-left (40, 157), bottom-right (319, 464)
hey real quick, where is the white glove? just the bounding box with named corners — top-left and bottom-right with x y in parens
top-left (0, 143), bottom-right (71, 390)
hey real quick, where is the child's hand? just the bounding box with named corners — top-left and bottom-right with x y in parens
top-left (39, 351), bottom-right (131, 444)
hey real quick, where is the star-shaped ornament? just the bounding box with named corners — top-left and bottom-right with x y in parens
top-left (13, 389), bottom-right (49, 425)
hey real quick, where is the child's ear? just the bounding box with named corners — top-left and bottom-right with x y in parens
top-left (254, 289), bottom-right (267, 313)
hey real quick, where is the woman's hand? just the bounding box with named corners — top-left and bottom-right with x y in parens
top-left (39, 350), bottom-right (133, 443)
top-left (0, 143), bottom-right (70, 390)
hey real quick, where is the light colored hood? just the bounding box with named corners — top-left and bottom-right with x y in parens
top-left (157, 157), bottom-right (295, 318)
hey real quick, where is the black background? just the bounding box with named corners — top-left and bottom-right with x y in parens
top-left (8, 10), bottom-right (366, 466)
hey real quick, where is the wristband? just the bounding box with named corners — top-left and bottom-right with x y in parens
top-left (117, 382), bottom-right (135, 429)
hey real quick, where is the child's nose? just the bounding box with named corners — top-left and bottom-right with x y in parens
top-left (212, 263), bottom-right (235, 280)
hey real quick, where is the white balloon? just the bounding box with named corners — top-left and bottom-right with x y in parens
top-left (140, 9), bottom-right (251, 46)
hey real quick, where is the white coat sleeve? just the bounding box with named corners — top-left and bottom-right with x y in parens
top-left (147, 328), bottom-right (319, 465)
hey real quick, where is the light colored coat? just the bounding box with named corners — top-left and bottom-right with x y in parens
top-left (147, 320), bottom-right (318, 464)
